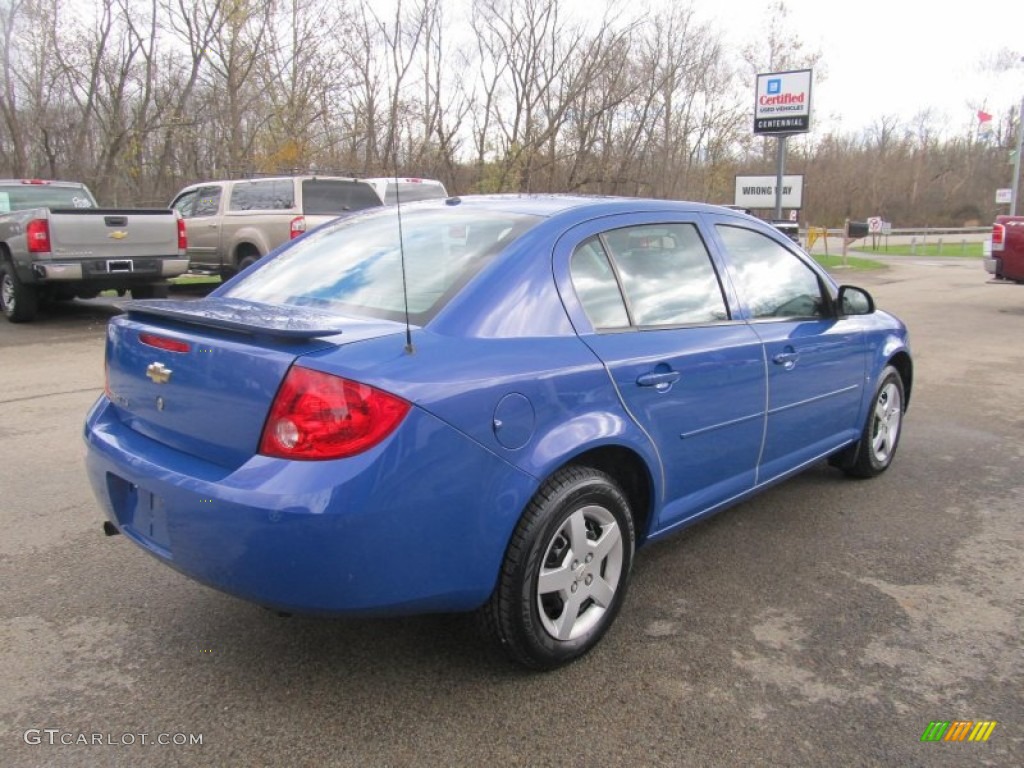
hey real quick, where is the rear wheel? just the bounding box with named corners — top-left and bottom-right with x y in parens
top-left (0, 263), bottom-right (38, 322)
top-left (236, 245), bottom-right (261, 273)
top-left (843, 365), bottom-right (905, 478)
top-left (481, 466), bottom-right (635, 670)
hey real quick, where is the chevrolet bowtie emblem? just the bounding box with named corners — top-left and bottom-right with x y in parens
top-left (109, 230), bottom-right (128, 240)
top-left (146, 362), bottom-right (172, 384)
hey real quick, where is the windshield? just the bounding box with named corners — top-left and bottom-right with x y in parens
top-left (0, 184), bottom-right (96, 212)
top-left (223, 207), bottom-right (539, 324)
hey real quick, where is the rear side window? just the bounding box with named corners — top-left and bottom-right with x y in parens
top-left (224, 208), bottom-right (539, 324)
top-left (570, 237), bottom-right (629, 329)
top-left (301, 180), bottom-right (382, 215)
top-left (229, 180), bottom-right (295, 211)
top-left (603, 223), bottom-right (728, 327)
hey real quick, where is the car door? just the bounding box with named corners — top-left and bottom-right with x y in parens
top-left (172, 185), bottom-right (223, 270)
top-left (710, 219), bottom-right (868, 481)
top-left (557, 215), bottom-right (767, 533)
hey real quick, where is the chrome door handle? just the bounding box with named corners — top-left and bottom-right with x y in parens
top-left (773, 351), bottom-right (800, 369)
top-left (636, 371), bottom-right (681, 389)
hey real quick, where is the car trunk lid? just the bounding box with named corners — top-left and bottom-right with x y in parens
top-left (105, 298), bottom-right (404, 468)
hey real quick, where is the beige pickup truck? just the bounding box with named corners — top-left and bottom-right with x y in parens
top-left (169, 176), bottom-right (384, 277)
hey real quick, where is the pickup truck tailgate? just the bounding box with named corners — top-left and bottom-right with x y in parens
top-left (48, 208), bottom-right (181, 258)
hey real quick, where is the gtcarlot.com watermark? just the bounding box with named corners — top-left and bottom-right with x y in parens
top-left (24, 729), bottom-right (203, 746)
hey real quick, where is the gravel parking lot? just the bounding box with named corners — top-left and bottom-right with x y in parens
top-left (1, 258), bottom-right (1020, 767)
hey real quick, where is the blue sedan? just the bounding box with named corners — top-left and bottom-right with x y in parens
top-left (84, 195), bottom-right (911, 669)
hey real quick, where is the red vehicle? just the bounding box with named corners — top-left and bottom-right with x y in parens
top-left (986, 216), bottom-right (1024, 282)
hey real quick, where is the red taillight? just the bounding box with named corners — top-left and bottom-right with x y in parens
top-left (992, 223), bottom-right (1005, 252)
top-left (290, 216), bottom-right (306, 239)
top-left (20, 179), bottom-right (50, 185)
top-left (177, 216), bottom-right (188, 250)
top-left (26, 218), bottom-right (51, 253)
top-left (139, 332), bottom-right (191, 353)
top-left (259, 367), bottom-right (410, 460)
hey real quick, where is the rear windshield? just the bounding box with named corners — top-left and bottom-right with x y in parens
top-left (382, 181), bottom-right (447, 204)
top-left (0, 184), bottom-right (96, 212)
top-left (302, 179), bottom-right (383, 215)
top-left (223, 207), bottom-right (539, 324)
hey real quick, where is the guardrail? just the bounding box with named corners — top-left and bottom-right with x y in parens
top-left (801, 226), bottom-right (990, 255)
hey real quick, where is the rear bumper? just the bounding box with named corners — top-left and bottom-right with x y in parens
top-left (31, 257), bottom-right (188, 282)
top-left (83, 396), bottom-right (535, 615)
top-left (983, 257), bottom-right (1001, 276)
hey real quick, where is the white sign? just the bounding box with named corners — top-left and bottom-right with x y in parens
top-left (734, 175), bottom-right (804, 209)
top-left (754, 69), bottom-right (813, 135)
top-left (867, 216), bottom-right (883, 234)
top-left (996, 188), bottom-right (1012, 204)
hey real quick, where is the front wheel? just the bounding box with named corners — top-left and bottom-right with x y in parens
top-left (481, 466), bottom-right (635, 670)
top-left (0, 263), bottom-right (39, 322)
top-left (843, 365), bottom-right (905, 478)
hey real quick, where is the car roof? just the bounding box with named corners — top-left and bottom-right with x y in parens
top-left (178, 175), bottom-right (369, 189)
top-left (362, 177), bottom-right (446, 185)
top-left (412, 193), bottom-right (738, 219)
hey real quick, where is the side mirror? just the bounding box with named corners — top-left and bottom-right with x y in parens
top-left (837, 285), bottom-right (875, 316)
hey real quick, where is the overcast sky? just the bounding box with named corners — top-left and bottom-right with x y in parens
top-left (689, 0), bottom-right (1023, 135)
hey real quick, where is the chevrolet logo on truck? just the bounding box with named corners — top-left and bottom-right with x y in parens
top-left (108, 230), bottom-right (128, 240)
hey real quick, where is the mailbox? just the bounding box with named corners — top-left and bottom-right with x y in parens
top-left (847, 220), bottom-right (869, 239)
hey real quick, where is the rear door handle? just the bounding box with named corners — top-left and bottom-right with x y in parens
top-left (636, 370), bottom-right (681, 390)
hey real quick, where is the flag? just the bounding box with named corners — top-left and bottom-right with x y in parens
top-left (977, 110), bottom-right (993, 123)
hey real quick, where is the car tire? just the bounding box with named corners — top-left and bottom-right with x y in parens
top-left (0, 262), bottom-right (39, 322)
top-left (842, 365), bottom-right (905, 478)
top-left (237, 254), bottom-right (259, 271)
top-left (481, 466), bottom-right (635, 670)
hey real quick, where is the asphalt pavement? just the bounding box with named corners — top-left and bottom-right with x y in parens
top-left (0, 258), bottom-right (1020, 767)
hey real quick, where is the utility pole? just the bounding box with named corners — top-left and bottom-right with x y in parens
top-left (1013, 93), bottom-right (1024, 216)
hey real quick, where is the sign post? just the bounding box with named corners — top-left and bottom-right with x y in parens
top-left (754, 69), bottom-right (813, 219)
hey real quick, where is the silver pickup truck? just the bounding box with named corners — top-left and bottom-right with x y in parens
top-left (0, 179), bottom-right (188, 322)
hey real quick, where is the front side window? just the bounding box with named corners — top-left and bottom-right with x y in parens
top-left (229, 179), bottom-right (294, 211)
top-left (170, 190), bottom-right (197, 218)
top-left (191, 187), bottom-right (221, 217)
top-left (224, 208), bottom-right (538, 324)
top-left (602, 223), bottom-right (728, 327)
top-left (716, 225), bottom-right (826, 319)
